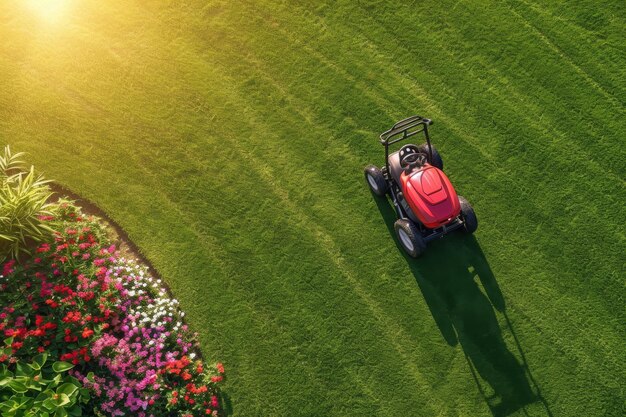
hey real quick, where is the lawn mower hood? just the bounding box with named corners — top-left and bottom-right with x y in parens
top-left (400, 165), bottom-right (461, 228)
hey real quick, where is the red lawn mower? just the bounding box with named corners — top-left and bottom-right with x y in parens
top-left (364, 115), bottom-right (477, 257)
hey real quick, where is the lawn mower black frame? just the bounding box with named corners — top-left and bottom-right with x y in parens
top-left (378, 116), bottom-right (464, 243)
top-left (379, 115), bottom-right (434, 175)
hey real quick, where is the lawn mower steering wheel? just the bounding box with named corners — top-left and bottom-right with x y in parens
top-left (399, 145), bottom-right (427, 171)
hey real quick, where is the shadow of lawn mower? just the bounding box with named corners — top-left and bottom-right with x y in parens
top-left (364, 115), bottom-right (477, 257)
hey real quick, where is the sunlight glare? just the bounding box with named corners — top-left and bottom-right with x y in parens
top-left (25, 0), bottom-right (71, 23)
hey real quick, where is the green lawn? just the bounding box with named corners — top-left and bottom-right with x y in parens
top-left (1, 0), bottom-right (624, 415)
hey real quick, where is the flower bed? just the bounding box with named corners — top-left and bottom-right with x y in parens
top-left (0, 201), bottom-right (225, 416)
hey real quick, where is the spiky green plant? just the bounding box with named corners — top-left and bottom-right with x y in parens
top-left (0, 146), bottom-right (56, 262)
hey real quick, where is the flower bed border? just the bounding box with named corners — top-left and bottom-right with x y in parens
top-left (48, 181), bottom-right (208, 358)
top-left (47, 182), bottom-right (165, 300)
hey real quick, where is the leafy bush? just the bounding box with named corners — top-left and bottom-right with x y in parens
top-left (0, 146), bottom-right (56, 262)
top-left (0, 344), bottom-right (90, 417)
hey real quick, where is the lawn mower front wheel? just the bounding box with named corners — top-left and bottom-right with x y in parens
top-left (364, 165), bottom-right (388, 197)
top-left (458, 196), bottom-right (478, 233)
top-left (394, 219), bottom-right (426, 258)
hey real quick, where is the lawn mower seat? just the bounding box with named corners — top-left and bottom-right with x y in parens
top-left (388, 151), bottom-right (403, 184)
top-left (389, 144), bottom-right (421, 183)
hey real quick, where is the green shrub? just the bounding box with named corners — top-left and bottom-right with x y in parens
top-left (0, 339), bottom-right (90, 417)
top-left (0, 146), bottom-right (56, 262)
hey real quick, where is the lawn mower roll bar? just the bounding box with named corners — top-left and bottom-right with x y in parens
top-left (379, 115), bottom-right (434, 175)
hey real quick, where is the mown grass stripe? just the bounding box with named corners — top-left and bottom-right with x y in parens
top-left (502, 2), bottom-right (621, 108)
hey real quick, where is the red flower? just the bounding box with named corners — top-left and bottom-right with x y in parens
top-left (36, 243), bottom-right (50, 253)
top-left (2, 260), bottom-right (16, 276)
top-left (45, 299), bottom-right (58, 308)
top-left (81, 328), bottom-right (94, 339)
top-left (63, 311), bottom-right (81, 323)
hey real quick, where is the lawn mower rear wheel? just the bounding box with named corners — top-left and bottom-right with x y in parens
top-left (364, 165), bottom-right (388, 197)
